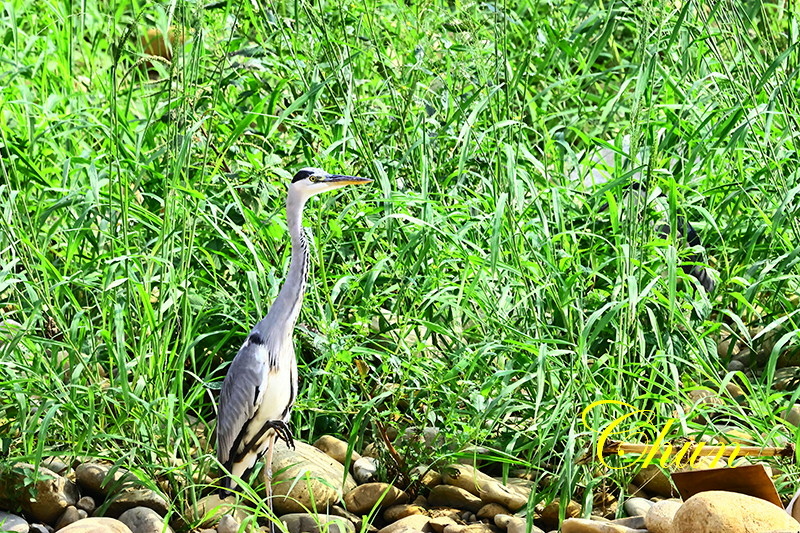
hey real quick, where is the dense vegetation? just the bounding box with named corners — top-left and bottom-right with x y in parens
top-left (2, 0), bottom-right (800, 525)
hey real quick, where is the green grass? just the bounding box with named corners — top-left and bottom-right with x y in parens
top-left (2, 0), bottom-right (800, 528)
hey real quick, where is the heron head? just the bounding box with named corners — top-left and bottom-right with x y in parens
top-left (289, 167), bottom-right (372, 201)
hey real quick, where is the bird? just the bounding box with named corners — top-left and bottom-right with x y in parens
top-left (216, 167), bottom-right (372, 503)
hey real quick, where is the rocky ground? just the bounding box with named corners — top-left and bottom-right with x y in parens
top-left (2, 432), bottom-right (800, 533)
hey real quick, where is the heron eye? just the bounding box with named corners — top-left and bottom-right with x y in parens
top-left (309, 175), bottom-right (321, 183)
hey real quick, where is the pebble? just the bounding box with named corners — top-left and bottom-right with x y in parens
top-left (0, 511), bottom-right (29, 533)
top-left (74, 463), bottom-right (135, 496)
top-left (41, 459), bottom-right (69, 476)
top-left (118, 507), bottom-right (174, 533)
top-left (188, 494), bottom-right (247, 528)
top-left (55, 506), bottom-right (84, 530)
top-left (442, 466), bottom-right (526, 512)
top-left (622, 497), bottom-right (653, 517)
top-left (476, 503), bottom-right (508, 520)
top-left (442, 524), bottom-right (499, 533)
top-left (376, 514), bottom-right (431, 533)
top-left (383, 505), bottom-right (426, 522)
top-left (329, 506), bottom-right (371, 532)
top-left (216, 514), bottom-right (239, 533)
top-left (672, 490), bottom-right (800, 532)
top-left (494, 514), bottom-right (543, 533)
top-left (428, 486), bottom-right (483, 513)
top-left (429, 517), bottom-right (457, 533)
top-left (313, 435), bottom-right (361, 466)
top-left (539, 499), bottom-right (581, 530)
top-left (783, 404), bottom-right (800, 426)
top-left (272, 440), bottom-right (357, 515)
top-left (58, 518), bottom-right (133, 533)
top-left (279, 513), bottom-right (354, 533)
top-left (344, 483), bottom-right (409, 515)
top-left (76, 497), bottom-right (96, 515)
top-left (560, 518), bottom-right (648, 532)
top-left (644, 500), bottom-right (681, 533)
top-left (28, 525), bottom-right (50, 533)
top-left (104, 489), bottom-right (169, 518)
top-left (353, 457), bottom-right (379, 484)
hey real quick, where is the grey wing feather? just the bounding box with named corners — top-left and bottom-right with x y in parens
top-left (217, 341), bottom-right (263, 465)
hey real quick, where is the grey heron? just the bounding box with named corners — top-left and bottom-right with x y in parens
top-left (216, 167), bottom-right (372, 502)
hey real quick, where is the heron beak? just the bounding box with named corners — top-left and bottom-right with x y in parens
top-left (324, 174), bottom-right (373, 186)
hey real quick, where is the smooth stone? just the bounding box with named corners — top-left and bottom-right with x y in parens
top-left (329, 506), bottom-right (371, 533)
top-left (783, 404), bottom-right (800, 426)
top-left (104, 489), bottom-right (168, 518)
top-left (672, 491), bottom-right (800, 532)
top-left (0, 464), bottom-right (79, 525)
top-left (376, 515), bottom-right (431, 533)
top-left (442, 466), bottom-right (526, 511)
top-left (279, 513), bottom-right (354, 533)
top-left (476, 503), bottom-right (509, 520)
top-left (188, 494), bottom-right (247, 528)
top-left (41, 459), bottom-right (69, 476)
top-left (313, 435), bottom-right (361, 466)
top-left (540, 500), bottom-right (581, 530)
top-left (622, 497), bottom-right (654, 517)
top-left (644, 500), bottom-right (681, 533)
top-left (28, 525), bottom-right (50, 533)
top-left (353, 457), bottom-right (379, 484)
top-left (442, 524), bottom-right (499, 533)
top-left (216, 515), bottom-right (239, 533)
top-left (494, 514), bottom-right (544, 533)
top-left (272, 440), bottom-right (357, 515)
top-left (631, 465), bottom-right (675, 498)
top-left (607, 516), bottom-right (645, 529)
top-left (118, 507), bottom-right (174, 533)
top-left (429, 517), bottom-right (457, 533)
top-left (58, 518), bottom-right (133, 533)
top-left (0, 511), bottom-right (29, 533)
top-left (384, 505), bottom-right (426, 522)
top-left (76, 497), bottom-right (96, 515)
top-left (561, 518), bottom-right (648, 532)
top-left (428, 485), bottom-right (483, 513)
top-left (56, 507), bottom-right (83, 530)
top-left (344, 483), bottom-right (408, 515)
top-left (74, 464), bottom-right (135, 496)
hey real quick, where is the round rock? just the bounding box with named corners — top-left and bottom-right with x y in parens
top-left (344, 483), bottom-right (408, 515)
top-left (187, 494), bottom-right (247, 528)
top-left (216, 514), bottom-right (239, 533)
top-left (376, 514), bottom-right (431, 533)
top-left (352, 457), bottom-right (379, 485)
top-left (622, 497), bottom-right (653, 517)
top-left (118, 507), bottom-right (174, 533)
top-left (644, 499), bottom-right (681, 533)
top-left (56, 507), bottom-right (84, 531)
top-left (272, 440), bottom-right (358, 514)
top-left (279, 513), bottom-right (354, 533)
top-left (428, 485), bottom-right (482, 513)
top-left (0, 511), bottom-right (29, 533)
top-left (313, 436), bottom-right (361, 466)
top-left (442, 465), bottom-right (526, 511)
top-left (0, 464), bottom-right (79, 525)
top-left (58, 518), bottom-right (133, 533)
top-left (104, 489), bottom-right (168, 518)
top-left (74, 464), bottom-right (136, 497)
top-left (672, 490), bottom-right (800, 532)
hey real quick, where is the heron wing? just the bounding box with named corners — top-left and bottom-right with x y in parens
top-left (216, 334), bottom-right (270, 466)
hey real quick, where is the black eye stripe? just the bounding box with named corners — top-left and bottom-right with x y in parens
top-left (292, 169), bottom-right (315, 182)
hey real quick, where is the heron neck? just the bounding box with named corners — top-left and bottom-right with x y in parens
top-left (263, 191), bottom-right (309, 335)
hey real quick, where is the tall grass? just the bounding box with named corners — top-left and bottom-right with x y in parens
top-left (1, 0), bottom-right (800, 525)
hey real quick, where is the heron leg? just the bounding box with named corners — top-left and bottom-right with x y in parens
top-left (268, 420), bottom-right (295, 450)
top-left (262, 433), bottom-right (277, 533)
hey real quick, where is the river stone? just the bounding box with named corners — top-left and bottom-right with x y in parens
top-left (216, 514), bottom-right (239, 533)
top-left (313, 436), bottom-right (361, 466)
top-left (494, 514), bottom-right (544, 533)
top-left (376, 514), bottom-right (431, 533)
top-left (631, 465), bottom-right (675, 498)
top-left (442, 466), bottom-right (526, 512)
top-left (560, 518), bottom-right (648, 532)
top-left (74, 464), bottom-right (136, 496)
top-left (104, 489), bottom-right (168, 518)
top-left (384, 505), bottom-right (426, 522)
top-left (428, 486), bottom-right (482, 513)
top-left (279, 513), bottom-right (354, 533)
top-left (622, 497), bottom-right (653, 517)
top-left (56, 506), bottom-right (85, 530)
top-left (27, 525), bottom-right (49, 533)
top-left (476, 503), bottom-right (509, 520)
top-left (430, 517), bottom-right (458, 533)
top-left (58, 518), bottom-right (133, 533)
top-left (0, 511), bottom-right (29, 533)
top-left (353, 457), bottom-right (379, 485)
top-left (76, 497), bottom-right (96, 515)
top-left (673, 491), bottom-right (800, 532)
top-left (644, 499), bottom-right (681, 533)
top-left (0, 464), bottom-right (79, 525)
top-left (344, 483), bottom-right (408, 515)
top-left (272, 440), bottom-right (357, 515)
top-left (186, 494), bottom-right (247, 528)
top-left (540, 499), bottom-right (581, 530)
top-left (118, 507), bottom-right (174, 533)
